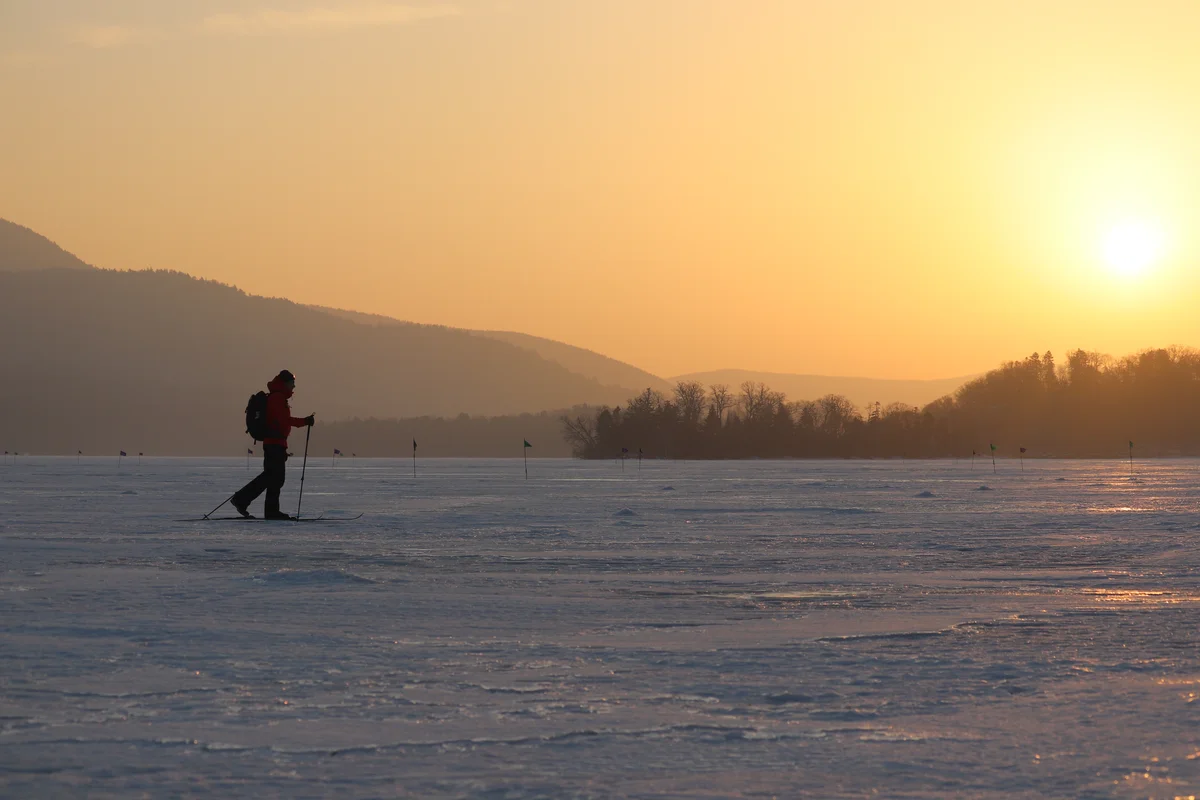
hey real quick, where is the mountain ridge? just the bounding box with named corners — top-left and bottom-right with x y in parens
top-left (0, 219), bottom-right (93, 272)
top-left (0, 267), bottom-right (638, 454)
top-left (309, 305), bottom-right (672, 394)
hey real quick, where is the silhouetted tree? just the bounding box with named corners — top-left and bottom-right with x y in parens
top-left (674, 381), bottom-right (707, 430)
top-left (561, 414), bottom-right (598, 457)
top-left (707, 384), bottom-right (733, 423)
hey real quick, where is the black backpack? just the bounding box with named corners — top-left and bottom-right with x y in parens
top-left (245, 391), bottom-right (270, 442)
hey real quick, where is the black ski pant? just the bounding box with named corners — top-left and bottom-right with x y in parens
top-left (233, 444), bottom-right (288, 517)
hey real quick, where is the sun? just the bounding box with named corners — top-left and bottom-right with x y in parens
top-left (1101, 219), bottom-right (1165, 278)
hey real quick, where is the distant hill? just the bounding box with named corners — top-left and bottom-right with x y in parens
top-left (0, 219), bottom-right (981, 455)
top-left (311, 305), bottom-right (671, 395)
top-left (669, 369), bottom-right (975, 410)
top-left (471, 331), bottom-right (673, 395)
top-left (311, 306), bottom-right (419, 328)
top-left (0, 269), bottom-right (640, 455)
top-left (308, 308), bottom-right (973, 408)
top-left (0, 219), bottom-right (93, 272)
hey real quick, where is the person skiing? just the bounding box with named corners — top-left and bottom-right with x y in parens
top-left (232, 370), bottom-right (314, 520)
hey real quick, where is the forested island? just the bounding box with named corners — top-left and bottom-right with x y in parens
top-left (560, 348), bottom-right (1200, 459)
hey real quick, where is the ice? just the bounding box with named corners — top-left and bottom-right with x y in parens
top-left (1, 457), bottom-right (1199, 797)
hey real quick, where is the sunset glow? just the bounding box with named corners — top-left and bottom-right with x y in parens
top-left (1101, 220), bottom-right (1166, 279)
top-left (3, 2), bottom-right (1200, 378)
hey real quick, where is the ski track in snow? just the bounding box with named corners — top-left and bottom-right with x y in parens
top-left (1, 457), bottom-right (1198, 798)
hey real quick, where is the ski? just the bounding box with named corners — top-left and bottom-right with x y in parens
top-left (177, 514), bottom-right (363, 523)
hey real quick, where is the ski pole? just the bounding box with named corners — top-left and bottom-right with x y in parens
top-left (203, 493), bottom-right (235, 520)
top-left (296, 423), bottom-right (311, 519)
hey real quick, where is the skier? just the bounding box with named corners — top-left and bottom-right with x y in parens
top-left (232, 370), bottom-right (314, 520)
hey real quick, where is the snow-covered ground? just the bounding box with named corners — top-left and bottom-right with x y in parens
top-left (1, 457), bottom-right (1198, 798)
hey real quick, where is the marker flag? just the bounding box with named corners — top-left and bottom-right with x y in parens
top-left (334, 449), bottom-right (342, 455)
top-left (1019, 447), bottom-right (1027, 454)
top-left (120, 451), bottom-right (127, 457)
top-left (989, 443), bottom-right (997, 452)
top-left (247, 448), bottom-right (253, 455)
top-left (523, 440), bottom-right (532, 448)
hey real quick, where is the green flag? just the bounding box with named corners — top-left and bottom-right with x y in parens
top-left (524, 440), bottom-right (532, 448)
top-left (1129, 440), bottom-right (1134, 448)
top-left (989, 443), bottom-right (996, 451)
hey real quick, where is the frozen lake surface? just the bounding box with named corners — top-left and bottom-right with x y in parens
top-left (1, 457), bottom-right (1198, 798)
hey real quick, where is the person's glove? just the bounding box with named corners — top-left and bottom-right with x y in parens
top-left (305, 415), bottom-right (316, 427)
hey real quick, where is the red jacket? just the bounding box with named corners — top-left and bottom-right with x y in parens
top-left (264, 376), bottom-right (307, 446)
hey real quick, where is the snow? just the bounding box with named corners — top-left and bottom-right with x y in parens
top-left (2, 457), bottom-right (1199, 797)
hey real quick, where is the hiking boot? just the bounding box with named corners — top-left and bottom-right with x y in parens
top-left (231, 498), bottom-right (251, 518)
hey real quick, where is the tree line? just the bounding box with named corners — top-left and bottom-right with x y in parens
top-left (560, 348), bottom-right (1200, 459)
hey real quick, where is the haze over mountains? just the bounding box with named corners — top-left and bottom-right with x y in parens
top-left (0, 220), bottom-right (975, 454)
top-left (313, 306), bottom-right (672, 395)
top-left (669, 369), bottom-right (977, 412)
top-left (317, 306), bottom-right (971, 411)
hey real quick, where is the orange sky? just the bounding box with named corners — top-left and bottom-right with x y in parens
top-left (4, 1), bottom-right (1200, 379)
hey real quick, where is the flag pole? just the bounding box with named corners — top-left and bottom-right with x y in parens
top-left (990, 443), bottom-right (996, 475)
top-left (412, 437), bottom-right (417, 479)
top-left (523, 439), bottom-right (531, 479)
top-left (1129, 440), bottom-right (1133, 476)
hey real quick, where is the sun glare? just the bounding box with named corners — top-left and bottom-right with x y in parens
top-left (1101, 219), bottom-right (1165, 278)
